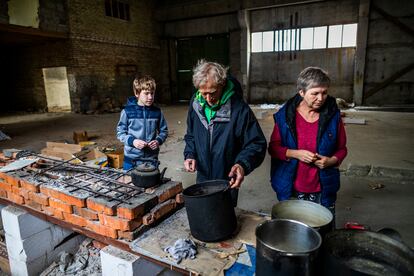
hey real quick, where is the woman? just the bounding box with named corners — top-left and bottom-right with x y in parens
top-left (269, 67), bottom-right (347, 213)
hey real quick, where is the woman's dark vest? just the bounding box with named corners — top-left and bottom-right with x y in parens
top-left (270, 94), bottom-right (341, 207)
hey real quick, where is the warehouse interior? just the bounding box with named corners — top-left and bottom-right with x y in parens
top-left (0, 0), bottom-right (413, 275)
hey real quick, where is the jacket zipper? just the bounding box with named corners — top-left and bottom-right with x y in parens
top-left (208, 122), bottom-right (214, 180)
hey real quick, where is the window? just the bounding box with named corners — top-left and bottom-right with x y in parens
top-left (105, 0), bottom-right (130, 21)
top-left (251, 23), bottom-right (357, 52)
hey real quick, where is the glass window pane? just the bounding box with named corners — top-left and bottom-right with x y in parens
top-left (262, 31), bottom-right (274, 52)
top-left (291, 29), bottom-right (296, 50)
top-left (313, 26), bottom-right (327, 49)
top-left (283, 29), bottom-right (291, 51)
top-left (274, 31), bottom-right (279, 51)
top-left (251, 32), bottom-right (262, 53)
top-left (300, 27), bottom-right (313, 50)
top-left (342, 23), bottom-right (358, 47)
top-left (328, 25), bottom-right (342, 48)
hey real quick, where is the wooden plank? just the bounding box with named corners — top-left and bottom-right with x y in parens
top-left (364, 62), bottom-right (414, 99)
top-left (353, 0), bottom-right (370, 106)
top-left (46, 142), bottom-right (82, 153)
top-left (372, 4), bottom-right (414, 38)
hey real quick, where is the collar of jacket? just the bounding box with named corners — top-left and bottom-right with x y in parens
top-left (195, 79), bottom-right (235, 123)
top-left (285, 93), bottom-right (339, 144)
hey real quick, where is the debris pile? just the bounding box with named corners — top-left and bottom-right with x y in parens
top-left (0, 152), bottom-right (183, 241)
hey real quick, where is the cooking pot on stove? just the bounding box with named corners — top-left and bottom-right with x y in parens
top-left (130, 159), bottom-right (167, 188)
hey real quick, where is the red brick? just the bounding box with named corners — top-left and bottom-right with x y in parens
top-left (63, 212), bottom-right (88, 227)
top-left (87, 197), bottom-right (117, 216)
top-left (156, 181), bottom-right (183, 203)
top-left (6, 174), bottom-right (20, 187)
top-left (142, 199), bottom-right (176, 226)
top-left (98, 213), bottom-right (142, 231)
top-left (25, 199), bottom-right (43, 211)
top-left (0, 181), bottom-right (12, 192)
top-left (7, 192), bottom-right (25, 205)
top-left (49, 197), bottom-right (73, 213)
top-left (11, 185), bottom-right (21, 195)
top-left (29, 192), bottom-right (49, 206)
top-left (20, 179), bottom-right (40, 192)
top-left (19, 189), bottom-right (31, 200)
top-left (117, 226), bottom-right (145, 241)
top-left (86, 220), bottom-right (118, 239)
top-left (0, 189), bottom-right (8, 198)
top-left (117, 194), bottom-right (158, 220)
top-left (43, 206), bottom-right (65, 219)
top-left (40, 186), bottom-right (86, 207)
top-left (73, 206), bottom-right (99, 220)
top-left (92, 240), bottom-right (108, 249)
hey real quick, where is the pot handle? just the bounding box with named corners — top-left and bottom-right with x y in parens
top-left (160, 167), bottom-right (167, 180)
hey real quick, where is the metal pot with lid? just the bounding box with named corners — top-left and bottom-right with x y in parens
top-left (130, 159), bottom-right (167, 188)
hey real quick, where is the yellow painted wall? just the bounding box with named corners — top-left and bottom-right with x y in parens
top-left (8, 0), bottom-right (39, 28)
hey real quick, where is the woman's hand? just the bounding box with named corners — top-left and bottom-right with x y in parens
top-left (287, 149), bottom-right (318, 163)
top-left (314, 154), bottom-right (338, 169)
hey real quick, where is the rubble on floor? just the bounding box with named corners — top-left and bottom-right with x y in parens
top-left (40, 238), bottom-right (101, 276)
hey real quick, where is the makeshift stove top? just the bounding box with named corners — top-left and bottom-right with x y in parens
top-left (0, 152), bottom-right (183, 241)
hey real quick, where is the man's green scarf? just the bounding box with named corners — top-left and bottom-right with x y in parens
top-left (195, 80), bottom-right (234, 123)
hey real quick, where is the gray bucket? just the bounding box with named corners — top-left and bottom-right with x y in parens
top-left (256, 219), bottom-right (322, 276)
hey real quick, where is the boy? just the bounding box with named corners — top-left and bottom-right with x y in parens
top-left (117, 75), bottom-right (168, 170)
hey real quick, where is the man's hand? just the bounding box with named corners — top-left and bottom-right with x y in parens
top-left (314, 154), bottom-right (338, 169)
top-left (184, 159), bottom-right (197, 172)
top-left (228, 164), bottom-right (245, 189)
top-left (133, 139), bottom-right (147, 149)
top-left (148, 140), bottom-right (159, 150)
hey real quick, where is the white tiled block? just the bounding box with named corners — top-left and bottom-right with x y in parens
top-left (101, 245), bottom-right (141, 276)
top-left (1, 205), bottom-right (51, 239)
top-left (9, 254), bottom-right (48, 276)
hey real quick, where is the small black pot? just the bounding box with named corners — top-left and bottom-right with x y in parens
top-left (183, 180), bottom-right (237, 242)
top-left (131, 166), bottom-right (167, 188)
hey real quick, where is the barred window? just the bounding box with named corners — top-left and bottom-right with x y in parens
top-left (105, 0), bottom-right (130, 21)
top-left (251, 23), bottom-right (357, 52)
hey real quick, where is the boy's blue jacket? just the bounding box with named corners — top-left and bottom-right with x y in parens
top-left (117, 97), bottom-right (168, 164)
top-left (271, 94), bottom-right (341, 207)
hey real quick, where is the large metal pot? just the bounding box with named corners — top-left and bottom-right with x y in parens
top-left (256, 219), bottom-right (322, 276)
top-left (271, 200), bottom-right (333, 238)
top-left (321, 229), bottom-right (414, 276)
top-left (183, 180), bottom-right (237, 242)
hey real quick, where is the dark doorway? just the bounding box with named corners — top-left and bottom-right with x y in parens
top-left (176, 34), bottom-right (229, 102)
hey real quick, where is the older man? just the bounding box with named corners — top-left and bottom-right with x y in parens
top-left (184, 60), bottom-right (266, 203)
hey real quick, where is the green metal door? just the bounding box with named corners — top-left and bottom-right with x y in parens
top-left (176, 34), bottom-right (229, 102)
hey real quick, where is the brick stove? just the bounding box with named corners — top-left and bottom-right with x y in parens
top-left (0, 153), bottom-right (183, 241)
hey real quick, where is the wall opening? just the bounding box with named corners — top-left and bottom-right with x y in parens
top-left (42, 67), bottom-right (72, 112)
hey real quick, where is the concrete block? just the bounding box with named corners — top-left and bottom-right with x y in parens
top-left (101, 245), bottom-right (141, 276)
top-left (1, 205), bottom-right (51, 239)
top-left (9, 254), bottom-right (47, 276)
top-left (0, 204), bottom-right (6, 230)
top-left (345, 164), bottom-right (371, 177)
top-left (6, 225), bottom-right (74, 262)
top-left (101, 245), bottom-right (171, 276)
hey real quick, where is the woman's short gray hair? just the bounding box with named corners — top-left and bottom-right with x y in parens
top-left (297, 67), bottom-right (330, 93)
top-left (192, 59), bottom-right (228, 88)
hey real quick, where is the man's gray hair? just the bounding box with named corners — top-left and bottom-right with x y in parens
top-left (297, 67), bottom-right (330, 93)
top-left (192, 59), bottom-right (228, 88)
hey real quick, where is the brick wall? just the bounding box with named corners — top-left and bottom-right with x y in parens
top-left (0, 0), bottom-right (8, 23)
top-left (67, 0), bottom-right (163, 112)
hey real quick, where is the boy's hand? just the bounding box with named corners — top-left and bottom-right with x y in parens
top-left (148, 140), bottom-right (159, 150)
top-left (133, 139), bottom-right (147, 149)
top-left (314, 154), bottom-right (338, 169)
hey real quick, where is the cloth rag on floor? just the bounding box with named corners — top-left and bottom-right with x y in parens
top-left (164, 238), bottom-right (197, 264)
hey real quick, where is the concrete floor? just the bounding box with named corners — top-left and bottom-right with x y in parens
top-left (0, 106), bottom-right (413, 247)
